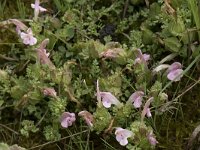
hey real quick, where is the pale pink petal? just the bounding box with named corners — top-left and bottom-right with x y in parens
top-left (128, 91), bottom-right (144, 108)
top-left (27, 28), bottom-right (33, 35)
top-left (16, 26), bottom-right (21, 35)
top-left (143, 54), bottom-right (150, 62)
top-left (167, 62), bottom-right (182, 72)
top-left (61, 118), bottom-right (69, 128)
top-left (100, 48), bottom-right (123, 58)
top-left (60, 112), bottom-right (76, 128)
top-left (102, 98), bottom-right (112, 108)
top-left (146, 108), bottom-right (152, 117)
top-left (29, 37), bottom-right (37, 45)
top-left (119, 139), bottom-right (128, 146)
top-left (20, 30), bottom-right (37, 46)
top-left (115, 128), bottom-right (133, 146)
top-left (134, 49), bottom-right (150, 64)
top-left (141, 97), bottom-right (154, 121)
top-left (39, 6), bottom-right (47, 12)
top-left (31, 4), bottom-right (35, 8)
top-left (20, 32), bottom-right (26, 39)
top-left (167, 69), bottom-right (183, 81)
top-left (100, 92), bottom-right (122, 108)
top-left (42, 49), bottom-right (50, 57)
top-left (133, 97), bottom-right (142, 108)
top-left (9, 19), bottom-right (28, 31)
top-left (43, 88), bottom-right (57, 97)
top-left (78, 111), bottom-right (93, 127)
top-left (134, 58), bottom-right (141, 64)
top-left (147, 132), bottom-right (158, 146)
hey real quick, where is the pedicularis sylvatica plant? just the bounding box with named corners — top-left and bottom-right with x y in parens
top-left (1, 0), bottom-right (200, 149)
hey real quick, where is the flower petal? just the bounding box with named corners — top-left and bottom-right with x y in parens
top-left (61, 118), bottom-right (69, 128)
top-left (29, 37), bottom-right (37, 45)
top-left (100, 92), bottom-right (121, 108)
top-left (167, 69), bottom-right (183, 81)
top-left (115, 128), bottom-right (133, 146)
top-left (78, 111), bottom-right (93, 127)
top-left (127, 91), bottom-right (144, 107)
top-left (143, 54), bottom-right (150, 62)
top-left (39, 6), bottom-right (47, 12)
top-left (102, 98), bottom-right (112, 108)
top-left (167, 62), bottom-right (182, 72)
top-left (31, 4), bottom-right (35, 8)
top-left (60, 112), bottom-right (76, 128)
top-left (133, 97), bottom-right (142, 108)
top-left (146, 108), bottom-right (152, 117)
top-left (120, 139), bottom-right (128, 146)
top-left (147, 132), bottom-right (158, 146)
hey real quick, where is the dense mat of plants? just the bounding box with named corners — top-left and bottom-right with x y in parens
top-left (1, 0), bottom-right (200, 149)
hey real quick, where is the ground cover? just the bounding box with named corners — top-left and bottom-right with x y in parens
top-left (0, 0), bottom-right (200, 149)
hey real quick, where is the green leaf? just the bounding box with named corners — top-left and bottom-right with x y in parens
top-left (164, 37), bottom-right (181, 52)
top-left (0, 143), bottom-right (9, 150)
top-left (56, 25), bottom-right (75, 40)
top-left (169, 18), bottom-right (185, 37)
top-left (0, 100), bottom-right (4, 107)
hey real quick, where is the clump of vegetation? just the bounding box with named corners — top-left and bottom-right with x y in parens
top-left (1, 0), bottom-right (200, 149)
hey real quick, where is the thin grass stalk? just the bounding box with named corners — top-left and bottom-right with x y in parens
top-left (187, 0), bottom-right (200, 39)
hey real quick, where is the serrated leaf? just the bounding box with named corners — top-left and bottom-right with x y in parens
top-left (169, 18), bottom-right (185, 36)
top-left (164, 37), bottom-right (181, 52)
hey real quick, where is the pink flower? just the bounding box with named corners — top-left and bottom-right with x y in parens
top-left (9, 19), bottom-right (28, 31)
top-left (141, 97), bottom-right (154, 121)
top-left (43, 88), bottom-right (57, 97)
top-left (78, 111), bottom-right (94, 127)
top-left (127, 91), bottom-right (144, 108)
top-left (134, 49), bottom-right (150, 65)
top-left (16, 26), bottom-right (21, 35)
top-left (100, 48), bottom-right (123, 58)
top-left (31, 0), bottom-right (47, 20)
top-left (147, 131), bottom-right (158, 146)
top-left (115, 127), bottom-right (133, 146)
top-left (60, 112), bottom-right (76, 128)
top-left (20, 28), bottom-right (37, 45)
top-left (36, 39), bottom-right (55, 69)
top-left (146, 108), bottom-right (152, 117)
top-left (167, 62), bottom-right (183, 81)
top-left (99, 92), bottom-right (122, 108)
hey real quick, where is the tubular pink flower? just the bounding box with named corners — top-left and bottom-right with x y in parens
top-left (16, 26), bottom-right (21, 35)
top-left (100, 48), bottom-right (123, 58)
top-left (115, 127), bottom-right (133, 146)
top-left (146, 108), bottom-right (152, 117)
top-left (36, 39), bottom-right (55, 69)
top-left (60, 112), bottom-right (76, 128)
top-left (147, 131), bottom-right (158, 146)
top-left (78, 111), bottom-right (94, 127)
top-left (127, 91), bottom-right (144, 108)
top-left (20, 28), bottom-right (37, 45)
top-left (141, 97), bottom-right (154, 121)
top-left (134, 49), bottom-right (150, 65)
top-left (167, 62), bottom-right (183, 81)
top-left (9, 19), bottom-right (28, 31)
top-left (99, 92), bottom-right (122, 108)
top-left (43, 88), bottom-right (57, 97)
top-left (31, 0), bottom-right (47, 21)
